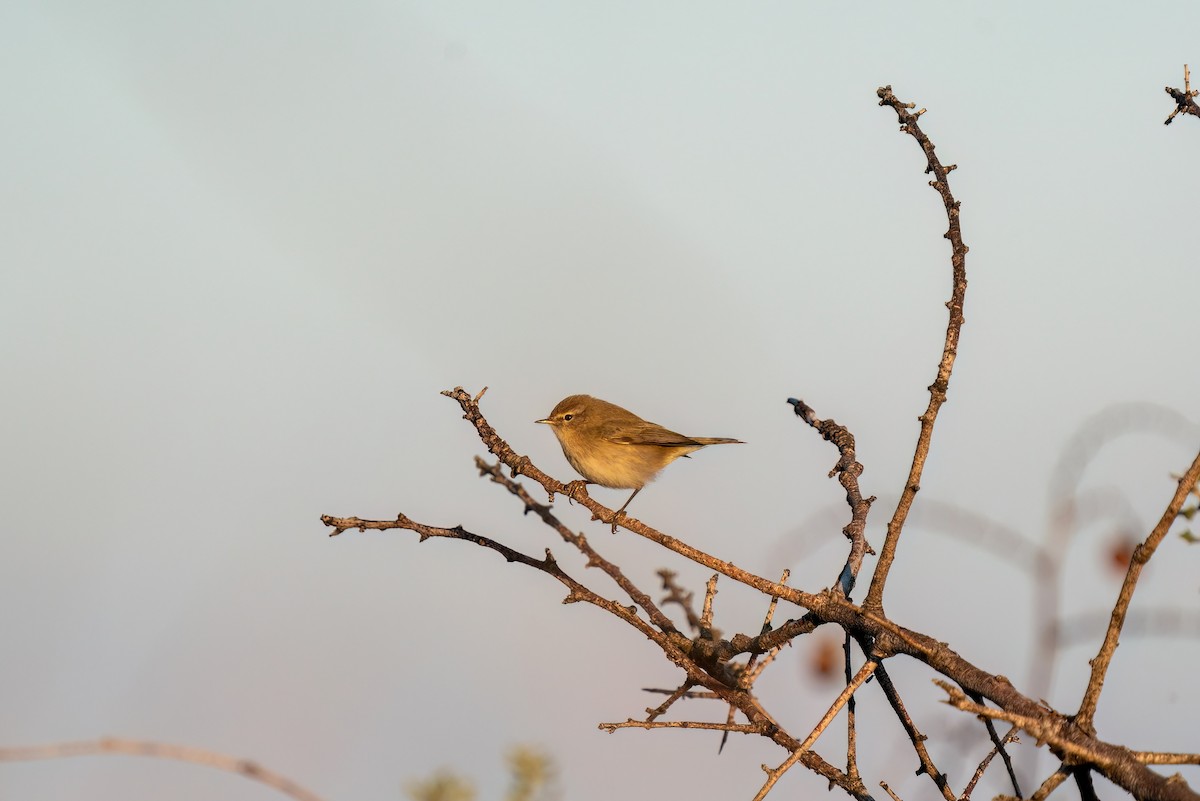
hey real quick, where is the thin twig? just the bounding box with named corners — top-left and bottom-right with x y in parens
top-left (718, 705), bottom-right (740, 755)
top-left (959, 724), bottom-right (1021, 801)
top-left (939, 681), bottom-right (1200, 801)
top-left (323, 390), bottom-right (1200, 801)
top-left (657, 569), bottom-right (704, 634)
top-left (1029, 767), bottom-right (1071, 801)
top-left (1026, 401), bottom-right (1199, 789)
top-left (474, 457), bottom-right (680, 636)
top-left (751, 659), bottom-right (879, 801)
top-left (642, 687), bottom-right (720, 700)
top-left (598, 719), bottom-right (761, 734)
top-left (803, 659), bottom-right (879, 752)
top-left (1075, 451), bottom-right (1200, 731)
top-left (742, 569), bottom-right (790, 686)
top-left (872, 664), bottom-right (956, 801)
top-left (967, 691), bottom-right (1023, 797)
top-left (787, 398), bottom-right (875, 596)
top-left (700, 575), bottom-right (719, 640)
top-left (644, 681), bottom-right (697, 722)
top-left (1164, 64), bottom-right (1200, 125)
top-left (865, 86), bottom-right (970, 614)
top-left (723, 570), bottom-right (791, 755)
top-left (322, 510), bottom-right (859, 793)
top-left (0, 738), bottom-right (325, 801)
top-left (844, 633), bottom-right (861, 785)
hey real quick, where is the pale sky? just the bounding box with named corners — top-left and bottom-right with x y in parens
top-left (3, 2), bottom-right (1199, 800)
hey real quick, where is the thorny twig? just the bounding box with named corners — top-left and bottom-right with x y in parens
top-left (1076, 452), bottom-right (1200, 731)
top-left (864, 86), bottom-right (970, 615)
top-left (1164, 64), bottom-right (1200, 125)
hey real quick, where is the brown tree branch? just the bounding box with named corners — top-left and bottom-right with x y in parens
top-left (700, 575), bottom-right (719, 641)
top-left (658, 569), bottom-right (704, 634)
top-left (1075, 451), bottom-right (1200, 730)
top-left (864, 86), bottom-right (970, 614)
top-left (323, 509), bottom-right (864, 796)
top-left (966, 692), bottom-right (1023, 798)
top-left (598, 719), bottom-right (760, 735)
top-left (1164, 64), bottom-right (1200, 124)
top-left (871, 663), bottom-right (956, 801)
top-left (472, 456), bottom-right (680, 636)
top-left (960, 724), bottom-right (1020, 801)
top-left (315, 76), bottom-right (1200, 801)
top-left (0, 738), bottom-right (325, 801)
top-left (1029, 766), bottom-right (1071, 801)
top-left (742, 569), bottom-right (790, 687)
top-left (939, 681), bottom-right (1198, 801)
top-left (438, 387), bottom-right (812, 608)
top-left (844, 634), bottom-right (862, 786)
top-left (644, 681), bottom-right (697, 722)
top-left (324, 386), bottom-right (1200, 801)
top-left (787, 398), bottom-right (875, 597)
top-left (752, 658), bottom-right (879, 801)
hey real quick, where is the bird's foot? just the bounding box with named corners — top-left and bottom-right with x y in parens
top-left (563, 480), bottom-right (590, 504)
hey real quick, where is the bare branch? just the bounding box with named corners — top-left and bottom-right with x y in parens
top-left (966, 691), bottom-right (1023, 798)
top-left (322, 510), bottom-right (862, 794)
top-left (323, 418), bottom-right (1200, 801)
top-left (872, 664), bottom-right (956, 801)
top-left (0, 738), bottom-right (325, 801)
top-left (598, 719), bottom-right (761, 735)
top-left (865, 86), bottom-right (970, 614)
top-left (1029, 767), bottom-right (1072, 801)
top-left (938, 681), bottom-right (1199, 801)
top-left (474, 457), bottom-right (680, 636)
top-left (644, 681), bottom-right (697, 722)
top-left (1164, 64), bottom-right (1200, 124)
top-left (1133, 752), bottom-right (1200, 766)
top-left (787, 398), bottom-right (875, 597)
top-left (960, 724), bottom-right (1021, 801)
top-left (742, 569), bottom-right (791, 686)
top-left (700, 575), bottom-right (719, 640)
top-left (752, 659), bottom-right (879, 801)
top-left (844, 634), bottom-right (861, 785)
top-left (314, 75), bottom-right (1200, 797)
top-left (1075, 451), bottom-right (1200, 730)
top-left (658, 569), bottom-right (704, 634)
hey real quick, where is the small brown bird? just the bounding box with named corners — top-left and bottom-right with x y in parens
top-left (535, 394), bottom-right (743, 523)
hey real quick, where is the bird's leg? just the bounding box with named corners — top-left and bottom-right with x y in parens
top-left (611, 487), bottom-right (642, 534)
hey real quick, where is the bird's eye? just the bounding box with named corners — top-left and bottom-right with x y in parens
top-left (563, 414), bottom-right (573, 421)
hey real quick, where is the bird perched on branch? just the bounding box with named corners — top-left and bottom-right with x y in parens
top-left (536, 394), bottom-right (742, 529)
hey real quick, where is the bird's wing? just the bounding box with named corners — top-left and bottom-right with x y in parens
top-left (604, 422), bottom-right (699, 448)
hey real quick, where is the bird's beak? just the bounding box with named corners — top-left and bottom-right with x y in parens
top-left (534, 418), bottom-right (552, 425)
